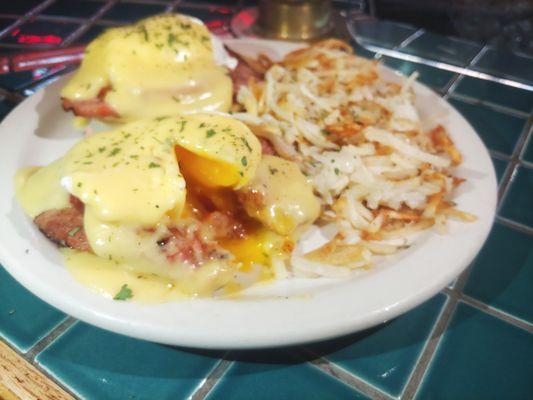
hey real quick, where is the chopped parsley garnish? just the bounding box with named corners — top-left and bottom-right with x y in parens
top-left (129, 154), bottom-right (139, 159)
top-left (98, 146), bottom-right (106, 153)
top-left (172, 95), bottom-right (181, 103)
top-left (83, 161), bottom-right (93, 165)
top-left (67, 227), bottom-right (81, 237)
top-left (321, 129), bottom-right (330, 136)
top-left (199, 122), bottom-right (206, 128)
top-left (241, 156), bottom-right (248, 167)
top-left (167, 32), bottom-right (176, 46)
top-left (108, 147), bottom-right (121, 157)
top-left (241, 137), bottom-right (252, 152)
top-left (334, 168), bottom-right (340, 175)
top-left (269, 167), bottom-right (278, 175)
top-left (148, 162), bottom-right (160, 168)
top-left (113, 284), bottom-right (133, 301)
top-left (206, 129), bottom-right (217, 138)
top-left (139, 25), bottom-right (149, 41)
top-left (179, 120), bottom-right (187, 132)
top-left (77, 182), bottom-right (82, 188)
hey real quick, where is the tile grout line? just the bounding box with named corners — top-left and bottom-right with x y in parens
top-left (188, 357), bottom-right (232, 400)
top-left (496, 215), bottom-right (533, 236)
top-left (441, 45), bottom-right (489, 99)
top-left (489, 149), bottom-right (512, 162)
top-left (25, 316), bottom-right (77, 359)
top-left (446, 92), bottom-right (531, 119)
top-left (0, 0), bottom-right (58, 40)
top-left (60, 0), bottom-right (117, 47)
top-left (442, 288), bottom-right (533, 333)
top-left (360, 42), bottom-right (533, 91)
top-left (169, 0), bottom-right (185, 12)
top-left (400, 294), bottom-right (459, 400)
top-left (310, 357), bottom-right (394, 400)
top-left (495, 117), bottom-right (532, 206)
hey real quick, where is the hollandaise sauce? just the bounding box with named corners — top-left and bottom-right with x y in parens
top-left (61, 14), bottom-right (232, 121)
top-left (15, 115), bottom-right (313, 300)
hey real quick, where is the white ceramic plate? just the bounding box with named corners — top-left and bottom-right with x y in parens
top-left (0, 39), bottom-right (496, 349)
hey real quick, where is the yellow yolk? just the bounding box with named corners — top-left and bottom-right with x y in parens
top-left (60, 14), bottom-right (232, 122)
top-left (175, 146), bottom-right (240, 188)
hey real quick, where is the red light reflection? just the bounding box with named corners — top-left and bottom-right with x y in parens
top-left (17, 34), bottom-right (62, 45)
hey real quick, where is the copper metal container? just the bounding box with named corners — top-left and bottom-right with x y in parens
top-left (255, 0), bottom-right (334, 40)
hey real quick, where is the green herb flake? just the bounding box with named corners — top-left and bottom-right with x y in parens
top-left (68, 227), bottom-right (81, 237)
top-left (139, 25), bottom-right (149, 41)
top-left (113, 284), bottom-right (133, 301)
top-left (241, 137), bottom-right (252, 152)
top-left (77, 182), bottom-right (82, 188)
top-left (206, 129), bottom-right (217, 138)
top-left (269, 167), bottom-right (278, 175)
top-left (179, 120), bottom-right (187, 133)
top-left (334, 168), bottom-right (340, 175)
top-left (241, 156), bottom-right (248, 167)
top-left (167, 32), bottom-right (176, 47)
top-left (148, 162), bottom-right (161, 169)
top-left (108, 147), bottom-right (121, 157)
top-left (83, 161), bottom-right (93, 165)
top-left (130, 154), bottom-right (139, 160)
top-left (98, 146), bottom-right (106, 153)
top-left (321, 129), bottom-right (330, 136)
top-left (199, 122), bottom-right (206, 128)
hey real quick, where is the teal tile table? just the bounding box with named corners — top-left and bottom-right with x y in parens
top-left (0, 1), bottom-right (531, 399)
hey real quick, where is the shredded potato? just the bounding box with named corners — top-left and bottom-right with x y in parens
top-left (233, 39), bottom-right (473, 274)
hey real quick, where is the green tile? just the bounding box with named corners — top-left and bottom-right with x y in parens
top-left (42, 0), bottom-right (103, 19)
top-left (37, 322), bottom-right (222, 400)
top-left (73, 24), bottom-right (107, 44)
top-left (463, 223), bottom-right (533, 323)
top-left (0, 98), bottom-right (16, 118)
top-left (402, 32), bottom-right (482, 66)
top-left (207, 351), bottom-right (368, 400)
top-left (453, 77), bottom-right (533, 113)
top-left (0, 18), bottom-right (15, 32)
top-left (0, 266), bottom-right (65, 352)
top-left (304, 294), bottom-right (446, 397)
top-left (103, 2), bottom-right (167, 22)
top-left (449, 98), bottom-right (527, 155)
top-left (491, 157), bottom-right (508, 184)
top-left (2, 0), bottom-right (42, 14)
top-left (351, 20), bottom-right (417, 49)
top-left (500, 166), bottom-right (533, 227)
top-left (382, 57), bottom-right (455, 90)
top-left (416, 303), bottom-right (533, 399)
top-left (472, 48), bottom-right (533, 84)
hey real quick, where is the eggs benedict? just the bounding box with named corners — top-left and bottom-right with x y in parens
top-left (15, 114), bottom-right (320, 298)
top-left (61, 14), bottom-right (234, 122)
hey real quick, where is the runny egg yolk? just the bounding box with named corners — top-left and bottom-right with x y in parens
top-left (175, 145), bottom-right (240, 188)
